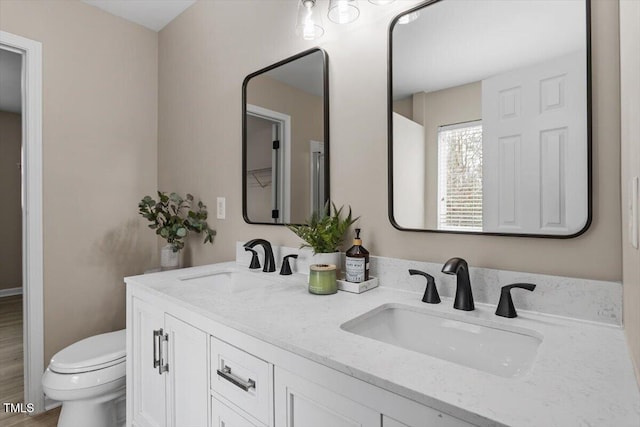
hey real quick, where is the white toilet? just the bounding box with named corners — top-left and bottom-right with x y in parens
top-left (42, 329), bottom-right (126, 427)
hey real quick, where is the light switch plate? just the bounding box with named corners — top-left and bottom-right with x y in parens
top-left (216, 197), bottom-right (226, 220)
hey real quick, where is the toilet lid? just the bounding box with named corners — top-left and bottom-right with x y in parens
top-left (50, 329), bottom-right (126, 374)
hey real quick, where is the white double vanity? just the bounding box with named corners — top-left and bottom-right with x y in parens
top-left (125, 249), bottom-right (640, 427)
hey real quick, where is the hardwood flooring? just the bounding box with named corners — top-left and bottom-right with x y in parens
top-left (0, 295), bottom-right (60, 426)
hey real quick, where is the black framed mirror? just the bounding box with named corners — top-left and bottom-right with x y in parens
top-left (243, 48), bottom-right (329, 225)
top-left (388, 0), bottom-right (591, 238)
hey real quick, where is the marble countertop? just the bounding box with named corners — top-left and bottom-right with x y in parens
top-left (125, 262), bottom-right (640, 427)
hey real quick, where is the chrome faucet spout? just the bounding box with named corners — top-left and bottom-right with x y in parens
top-left (243, 239), bottom-right (276, 273)
top-left (442, 257), bottom-right (474, 311)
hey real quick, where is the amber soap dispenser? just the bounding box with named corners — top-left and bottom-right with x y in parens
top-left (345, 228), bottom-right (370, 283)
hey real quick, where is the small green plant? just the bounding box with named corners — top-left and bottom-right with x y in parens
top-left (287, 203), bottom-right (358, 254)
top-left (138, 191), bottom-right (216, 252)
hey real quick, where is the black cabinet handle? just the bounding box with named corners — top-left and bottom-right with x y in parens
top-left (495, 283), bottom-right (536, 318)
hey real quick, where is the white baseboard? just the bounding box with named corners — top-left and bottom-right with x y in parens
top-left (44, 397), bottom-right (60, 411)
top-left (0, 287), bottom-right (23, 297)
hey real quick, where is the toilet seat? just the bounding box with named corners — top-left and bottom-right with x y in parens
top-left (50, 356), bottom-right (125, 374)
top-left (50, 329), bottom-right (125, 374)
top-left (43, 360), bottom-right (126, 392)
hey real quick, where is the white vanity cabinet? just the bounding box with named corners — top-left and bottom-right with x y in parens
top-left (211, 397), bottom-right (264, 427)
top-left (128, 297), bottom-right (208, 427)
top-left (274, 367), bottom-right (379, 427)
top-left (273, 366), bottom-right (474, 427)
top-left (127, 284), bottom-right (477, 427)
top-left (210, 336), bottom-right (273, 427)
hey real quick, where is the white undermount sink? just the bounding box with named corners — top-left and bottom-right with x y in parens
top-left (179, 270), bottom-right (275, 293)
top-left (341, 303), bottom-right (542, 378)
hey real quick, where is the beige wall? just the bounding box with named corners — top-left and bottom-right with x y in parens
top-left (620, 0), bottom-right (640, 384)
top-left (0, 0), bottom-right (158, 363)
top-left (247, 74), bottom-right (324, 223)
top-left (159, 0), bottom-right (621, 282)
top-left (0, 111), bottom-right (22, 290)
top-left (412, 82), bottom-right (481, 228)
top-left (392, 98), bottom-right (412, 120)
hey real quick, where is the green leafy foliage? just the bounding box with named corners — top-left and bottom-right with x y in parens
top-left (138, 191), bottom-right (216, 252)
top-left (287, 203), bottom-right (359, 254)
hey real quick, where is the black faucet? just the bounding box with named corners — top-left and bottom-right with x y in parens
top-left (243, 239), bottom-right (276, 272)
top-left (495, 283), bottom-right (536, 318)
top-left (280, 254), bottom-right (298, 275)
top-left (408, 269), bottom-right (440, 304)
top-left (442, 257), bottom-right (474, 311)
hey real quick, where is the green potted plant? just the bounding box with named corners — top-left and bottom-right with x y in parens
top-left (138, 191), bottom-right (216, 270)
top-left (287, 203), bottom-right (358, 275)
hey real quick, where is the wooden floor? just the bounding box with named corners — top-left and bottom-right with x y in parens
top-left (0, 295), bottom-right (60, 426)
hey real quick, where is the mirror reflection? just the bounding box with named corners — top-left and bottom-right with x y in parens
top-left (243, 49), bottom-right (328, 225)
top-left (390, 0), bottom-right (590, 236)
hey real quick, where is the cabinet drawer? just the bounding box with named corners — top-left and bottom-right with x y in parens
top-left (211, 396), bottom-right (265, 427)
top-left (210, 336), bottom-right (272, 425)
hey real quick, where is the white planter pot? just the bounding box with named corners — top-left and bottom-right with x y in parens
top-left (160, 245), bottom-right (181, 271)
top-left (300, 249), bottom-right (342, 278)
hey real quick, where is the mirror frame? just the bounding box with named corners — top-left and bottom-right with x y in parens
top-left (242, 47), bottom-right (330, 225)
top-left (387, 0), bottom-right (593, 238)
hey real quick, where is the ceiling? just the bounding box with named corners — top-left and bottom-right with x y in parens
top-left (82, 0), bottom-right (196, 31)
top-left (0, 49), bottom-right (22, 114)
top-left (392, 0), bottom-right (586, 100)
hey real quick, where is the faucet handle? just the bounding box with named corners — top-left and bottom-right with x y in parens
top-left (409, 269), bottom-right (441, 304)
top-left (244, 248), bottom-right (261, 269)
top-left (495, 283), bottom-right (536, 318)
top-left (280, 254), bottom-right (298, 275)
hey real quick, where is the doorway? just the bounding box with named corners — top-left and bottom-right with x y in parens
top-left (0, 31), bottom-right (44, 415)
top-left (0, 46), bottom-right (25, 422)
top-left (0, 49), bottom-right (23, 298)
top-left (309, 140), bottom-right (325, 216)
top-left (246, 104), bottom-right (291, 224)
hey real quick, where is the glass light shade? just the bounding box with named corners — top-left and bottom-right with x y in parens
top-left (296, 0), bottom-right (324, 40)
top-left (328, 0), bottom-right (360, 24)
top-left (398, 10), bottom-right (420, 24)
top-left (368, 0), bottom-right (395, 4)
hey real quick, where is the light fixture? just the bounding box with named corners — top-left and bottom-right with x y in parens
top-left (296, 0), bottom-right (325, 40)
top-left (397, 10), bottom-right (420, 24)
top-left (368, 0), bottom-right (396, 4)
top-left (328, 0), bottom-right (360, 24)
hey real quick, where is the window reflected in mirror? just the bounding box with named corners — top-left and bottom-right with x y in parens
top-left (437, 121), bottom-right (483, 232)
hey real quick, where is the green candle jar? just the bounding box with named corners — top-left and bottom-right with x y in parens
top-left (308, 264), bottom-right (337, 295)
